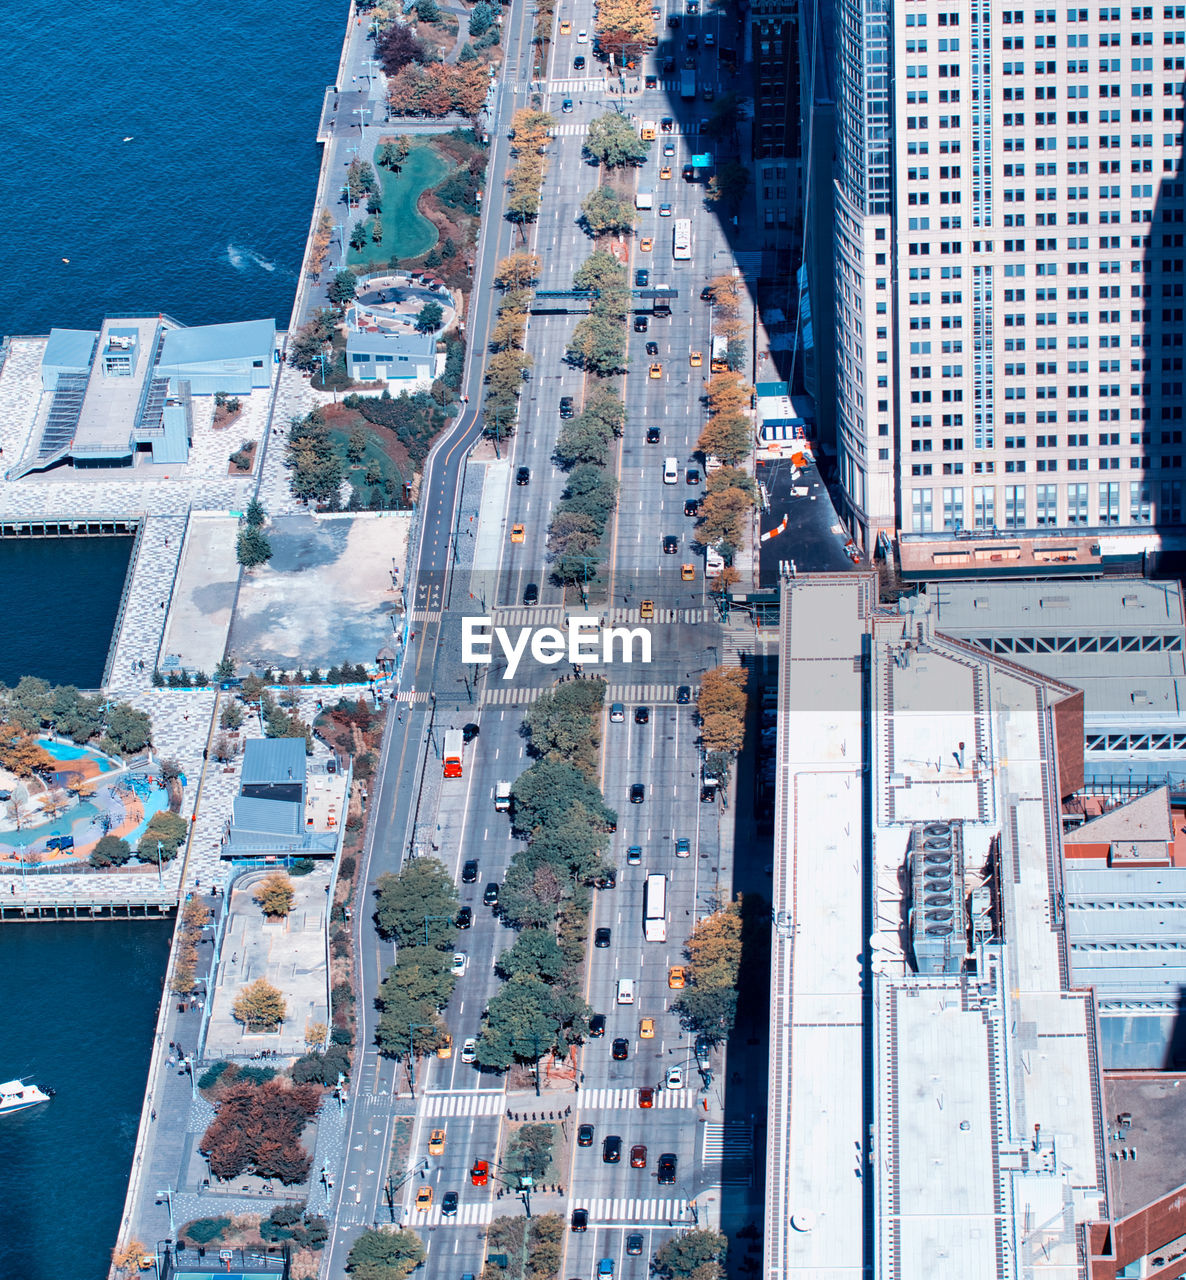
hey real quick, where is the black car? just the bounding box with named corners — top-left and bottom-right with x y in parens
top-left (484, 882), bottom-right (500, 906)
top-left (560, 395), bottom-right (575, 418)
top-left (589, 1013), bottom-right (606, 1037)
top-left (572, 1207), bottom-right (589, 1231)
top-left (462, 722), bottom-right (480, 743)
top-left (462, 859), bottom-right (479, 883)
top-left (701, 785), bottom-right (716, 803)
top-left (645, 341), bottom-right (659, 356)
top-left (595, 926), bottom-right (612, 948)
top-left (630, 783), bottom-right (645, 804)
top-left (686, 32), bottom-right (698, 47)
top-left (657, 1153), bottom-right (677, 1184)
top-left (626, 1235), bottom-right (644, 1257)
top-left (660, 116), bottom-right (674, 132)
top-left (700, 285), bottom-right (714, 301)
top-left (676, 685), bottom-right (691, 704)
top-left (686, 0), bottom-right (699, 11)
top-left (685, 497), bottom-right (700, 516)
top-left (612, 1038), bottom-right (630, 1060)
top-left (635, 705), bottom-right (650, 723)
top-left (635, 268), bottom-right (649, 287)
top-left (441, 1191), bottom-right (459, 1216)
top-left (646, 426), bottom-right (661, 444)
top-left (662, 56), bottom-right (676, 71)
top-left (667, 12), bottom-right (681, 26)
top-left (663, 535), bottom-right (678, 554)
top-left (516, 466), bottom-right (530, 485)
top-left (523, 582), bottom-right (539, 605)
top-left (574, 54), bottom-right (586, 69)
top-left (457, 906), bottom-right (473, 929)
top-left (602, 1135), bottom-right (622, 1164)
top-left (634, 315), bottom-right (649, 332)
top-left (577, 1124), bottom-right (595, 1146)
top-left (686, 466), bottom-right (701, 485)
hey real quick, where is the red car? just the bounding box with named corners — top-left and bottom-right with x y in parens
top-left (638, 1086), bottom-right (655, 1109)
top-left (471, 1160), bottom-right (489, 1186)
top-left (630, 1144), bottom-right (647, 1168)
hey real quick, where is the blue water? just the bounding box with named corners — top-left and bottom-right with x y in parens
top-left (0, 3), bottom-right (346, 1276)
top-left (0, 922), bottom-right (174, 1280)
top-left (0, 0), bottom-right (345, 336)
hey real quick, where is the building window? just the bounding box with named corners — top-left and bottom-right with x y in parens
top-left (1004, 484), bottom-right (1027, 528)
top-left (911, 488), bottom-right (934, 532)
top-left (972, 486), bottom-right (995, 528)
top-left (942, 486), bottom-right (965, 529)
top-left (1068, 482), bottom-right (1091, 523)
top-left (1130, 480), bottom-right (1152, 522)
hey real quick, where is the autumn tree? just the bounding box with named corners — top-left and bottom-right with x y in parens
top-left (112, 1240), bottom-right (150, 1274)
top-left (486, 349), bottom-right (534, 398)
top-left (309, 209), bottom-right (335, 276)
top-left (694, 487), bottom-right (753, 553)
top-left (595, 0), bottom-right (652, 65)
top-left (705, 371), bottom-right (753, 416)
top-left (490, 308), bottom-right (528, 352)
top-left (697, 665), bottom-right (748, 755)
top-left (200, 1077), bottom-right (320, 1183)
top-left (378, 21), bottom-right (428, 74)
top-left (706, 273), bottom-right (744, 318)
top-left (232, 978), bottom-right (287, 1032)
top-left (697, 412), bottom-right (752, 464)
top-left (254, 871), bottom-right (296, 918)
top-left (494, 252), bottom-right (541, 289)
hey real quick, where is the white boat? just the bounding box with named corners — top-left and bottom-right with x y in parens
top-left (0, 1079), bottom-right (53, 1114)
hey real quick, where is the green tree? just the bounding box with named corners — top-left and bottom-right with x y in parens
top-left (371, 216), bottom-right (384, 243)
top-left (495, 929), bottom-right (567, 984)
top-left (138, 810), bottom-right (189, 863)
top-left (654, 1230), bottom-right (729, 1280)
top-left (350, 221), bottom-right (369, 250)
top-left (236, 526), bottom-right (273, 568)
top-left (476, 974), bottom-right (589, 1069)
top-left (245, 498), bottom-right (266, 528)
top-left (89, 834), bottom-right (132, 869)
top-left (328, 270), bottom-right (358, 307)
top-left (511, 759), bottom-right (616, 836)
top-left (554, 417), bottom-right (613, 468)
top-left (346, 1227), bottom-right (426, 1280)
top-left (286, 413), bottom-right (346, 505)
top-left (504, 1122), bottom-right (555, 1178)
top-left (288, 308), bottom-right (336, 372)
top-left (417, 0), bottom-right (441, 21)
top-left (566, 313), bottom-right (627, 375)
top-left (347, 426), bottom-right (368, 464)
top-left (583, 112), bottom-right (651, 168)
top-left (232, 978), bottom-right (287, 1032)
top-left (579, 186), bottom-right (637, 237)
top-left (374, 857), bottom-right (459, 945)
top-left (103, 702), bottom-right (153, 754)
top-left (582, 388), bottom-right (627, 437)
top-left (469, 0), bottom-right (495, 34)
top-left (415, 300), bottom-right (444, 332)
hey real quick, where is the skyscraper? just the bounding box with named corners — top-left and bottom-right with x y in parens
top-left (828, 0), bottom-right (1186, 558)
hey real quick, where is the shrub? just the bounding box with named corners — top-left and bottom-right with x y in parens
top-left (198, 1061), bottom-right (233, 1091)
top-left (184, 1218), bottom-right (231, 1246)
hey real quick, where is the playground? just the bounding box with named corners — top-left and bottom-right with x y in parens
top-left (0, 738), bottom-right (172, 868)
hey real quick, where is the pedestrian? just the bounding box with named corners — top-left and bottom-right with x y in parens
top-left (151, 1109), bottom-right (156, 1121)
top-left (232, 952), bottom-right (238, 963)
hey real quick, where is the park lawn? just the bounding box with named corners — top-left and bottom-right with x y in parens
top-left (329, 423), bottom-right (406, 509)
top-left (349, 144), bottom-right (451, 267)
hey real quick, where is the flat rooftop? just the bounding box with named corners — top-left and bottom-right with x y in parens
top-left (72, 316), bottom-right (161, 456)
top-left (1103, 1074), bottom-right (1186, 1219)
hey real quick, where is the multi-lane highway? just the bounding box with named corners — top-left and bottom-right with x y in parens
top-left (325, 1), bottom-right (747, 1275)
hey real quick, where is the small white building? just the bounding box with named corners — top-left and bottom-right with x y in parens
top-left (345, 329), bottom-right (438, 386)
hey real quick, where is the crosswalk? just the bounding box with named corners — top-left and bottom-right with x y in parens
top-left (481, 683), bottom-right (699, 707)
top-left (577, 1086), bottom-right (697, 1110)
top-left (609, 607), bottom-right (714, 624)
top-left (487, 606), bottom-right (714, 626)
top-left (573, 1197), bottom-right (691, 1224)
top-left (413, 1201), bottom-right (496, 1227)
top-left (421, 1090), bottom-right (506, 1117)
top-left (701, 1121), bottom-right (753, 1186)
top-left (494, 606), bottom-right (566, 625)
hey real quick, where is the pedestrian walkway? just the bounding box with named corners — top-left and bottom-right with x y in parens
top-left (609, 606), bottom-right (714, 624)
top-left (421, 1089), bottom-right (506, 1117)
top-left (701, 1120), bottom-right (753, 1186)
top-left (573, 1196), bottom-right (691, 1224)
top-left (413, 1201), bottom-right (496, 1227)
top-left (605, 683), bottom-right (699, 704)
top-left (577, 1086), bottom-right (697, 1111)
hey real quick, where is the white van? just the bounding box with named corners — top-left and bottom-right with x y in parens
top-left (616, 978), bottom-right (636, 1004)
top-left (663, 457), bottom-right (679, 484)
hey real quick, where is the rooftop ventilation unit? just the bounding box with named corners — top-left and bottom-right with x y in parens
top-left (908, 821), bottom-right (967, 975)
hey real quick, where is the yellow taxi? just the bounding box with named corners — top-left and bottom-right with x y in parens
top-left (640, 236), bottom-right (653, 252)
top-left (690, 351), bottom-right (702, 367)
top-left (560, 19), bottom-right (571, 32)
top-left (668, 965), bottom-right (686, 989)
top-left (510, 523), bottom-right (525, 543)
top-left (649, 362), bottom-right (662, 379)
top-left (681, 563), bottom-right (695, 582)
top-left (660, 165), bottom-right (672, 180)
top-left (437, 1035), bottom-right (452, 1060)
top-left (640, 599), bottom-right (655, 620)
top-left (415, 1186), bottom-right (434, 1211)
top-left (640, 1017), bottom-right (655, 1039)
top-left (429, 1128), bottom-right (446, 1155)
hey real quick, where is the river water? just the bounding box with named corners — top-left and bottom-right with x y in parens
top-left (0, 0), bottom-right (345, 1274)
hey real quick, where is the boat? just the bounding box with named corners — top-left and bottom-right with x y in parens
top-left (0, 1079), bottom-right (54, 1114)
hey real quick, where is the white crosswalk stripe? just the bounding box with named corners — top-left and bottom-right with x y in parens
top-left (493, 606), bottom-right (566, 626)
top-left (701, 1121), bottom-right (751, 1162)
top-left (577, 1086), bottom-right (697, 1110)
top-left (421, 1090), bottom-right (506, 1117)
top-left (415, 1202), bottom-right (496, 1227)
top-left (605, 685), bottom-right (698, 705)
top-left (481, 686), bottom-right (541, 706)
top-left (608, 607), bottom-right (712, 624)
top-left (574, 1197), bottom-right (691, 1223)
top-left (544, 77), bottom-right (610, 93)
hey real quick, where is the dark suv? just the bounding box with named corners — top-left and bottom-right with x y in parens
top-left (516, 466), bottom-right (530, 485)
top-left (462, 859), bottom-right (479, 883)
top-left (483, 882), bottom-right (500, 906)
top-left (657, 1153), bottom-right (677, 1184)
top-left (602, 1135), bottom-right (622, 1163)
top-left (630, 783), bottom-right (645, 803)
top-left (523, 582), bottom-right (539, 605)
top-left (560, 396), bottom-right (575, 418)
top-left (635, 268), bottom-right (649, 287)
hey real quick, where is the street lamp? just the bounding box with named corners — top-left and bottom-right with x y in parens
top-left (155, 1187), bottom-right (176, 1239)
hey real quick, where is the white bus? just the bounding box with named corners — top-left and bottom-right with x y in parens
top-left (644, 873), bottom-right (668, 942)
top-left (672, 218), bottom-right (692, 261)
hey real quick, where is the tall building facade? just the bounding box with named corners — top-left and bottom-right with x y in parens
top-left (831, 0), bottom-right (1186, 553)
